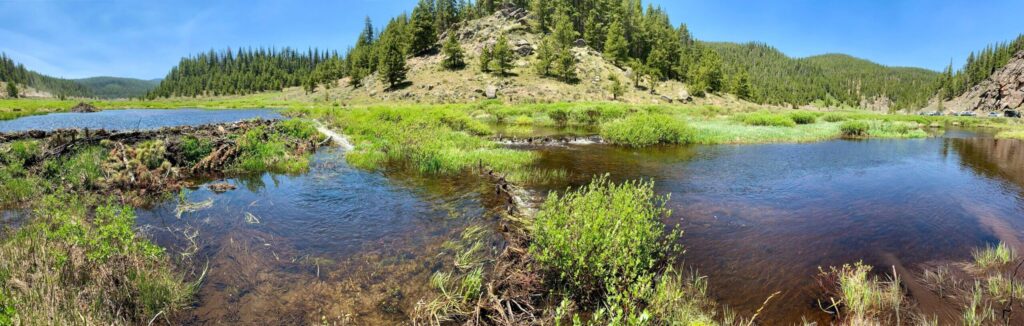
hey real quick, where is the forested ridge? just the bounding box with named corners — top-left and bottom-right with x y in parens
top-left (75, 77), bottom-right (161, 99)
top-left (707, 42), bottom-right (940, 110)
top-left (1, 53), bottom-right (92, 98)
top-left (147, 48), bottom-right (339, 98)
top-left (143, 0), bottom-right (1022, 110)
top-left (938, 34), bottom-right (1024, 100)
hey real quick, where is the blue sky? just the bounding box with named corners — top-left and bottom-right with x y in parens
top-left (1, 0), bottom-right (1021, 79)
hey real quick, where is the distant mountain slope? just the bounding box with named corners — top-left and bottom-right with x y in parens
top-left (707, 42), bottom-right (939, 110)
top-left (75, 77), bottom-right (161, 99)
top-left (943, 49), bottom-right (1024, 112)
top-left (1, 53), bottom-right (92, 98)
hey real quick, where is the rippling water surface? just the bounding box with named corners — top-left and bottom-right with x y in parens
top-left (0, 108), bottom-right (281, 132)
top-left (528, 130), bottom-right (1024, 324)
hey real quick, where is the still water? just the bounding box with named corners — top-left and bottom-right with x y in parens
top-left (136, 149), bottom-right (504, 324)
top-left (0, 108), bottom-right (281, 132)
top-left (528, 131), bottom-right (1024, 324)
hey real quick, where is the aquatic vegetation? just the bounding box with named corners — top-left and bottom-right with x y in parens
top-left (789, 111), bottom-right (818, 124)
top-left (995, 130), bottom-right (1024, 140)
top-left (739, 112), bottom-right (797, 127)
top-left (866, 120), bottom-right (928, 138)
top-left (531, 175), bottom-right (678, 300)
top-left (840, 120), bottom-right (870, 137)
top-left (687, 119), bottom-right (841, 144)
top-left (600, 114), bottom-right (693, 147)
top-left (817, 262), bottom-right (904, 324)
top-left (972, 242), bottom-right (1015, 271)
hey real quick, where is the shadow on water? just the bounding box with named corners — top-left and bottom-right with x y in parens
top-left (136, 148), bottom-right (509, 324)
top-left (525, 130), bottom-right (1024, 324)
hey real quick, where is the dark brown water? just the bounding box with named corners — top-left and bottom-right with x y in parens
top-left (526, 130), bottom-right (1024, 324)
top-left (136, 148), bottom-right (506, 324)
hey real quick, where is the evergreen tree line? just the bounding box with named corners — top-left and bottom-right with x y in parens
top-left (706, 42), bottom-right (941, 110)
top-left (148, 48), bottom-right (339, 98)
top-left (151, 0), bottom-right (1019, 110)
top-left (937, 34), bottom-right (1024, 100)
top-left (0, 53), bottom-right (92, 99)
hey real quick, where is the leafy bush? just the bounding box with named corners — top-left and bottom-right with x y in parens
top-left (179, 136), bottom-right (214, 165)
top-left (276, 118), bottom-right (320, 140)
top-left (601, 114), bottom-right (692, 147)
top-left (741, 112), bottom-right (796, 127)
top-left (840, 120), bottom-right (870, 136)
top-left (531, 175), bottom-right (678, 301)
top-left (789, 112), bottom-right (817, 124)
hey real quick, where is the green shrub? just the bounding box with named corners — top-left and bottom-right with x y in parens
top-left (276, 118), bottom-right (319, 140)
top-left (601, 114), bottom-right (692, 147)
top-left (789, 112), bottom-right (817, 124)
top-left (180, 136), bottom-right (214, 165)
top-left (531, 175), bottom-right (678, 301)
top-left (741, 112), bottom-right (796, 127)
top-left (840, 120), bottom-right (870, 136)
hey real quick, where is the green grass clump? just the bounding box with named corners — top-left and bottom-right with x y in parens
top-left (600, 114), bottom-right (692, 147)
top-left (866, 120), bottom-right (928, 138)
top-left (687, 119), bottom-right (841, 144)
top-left (231, 120), bottom-right (322, 174)
top-left (821, 113), bottom-right (847, 122)
top-left (819, 262), bottom-right (904, 325)
top-left (740, 112), bottom-right (797, 127)
top-left (179, 136), bottom-right (214, 165)
top-left (789, 111), bottom-right (818, 124)
top-left (840, 120), bottom-right (870, 136)
top-left (973, 242), bottom-right (1015, 271)
top-left (0, 194), bottom-right (192, 324)
top-left (995, 130), bottom-right (1024, 140)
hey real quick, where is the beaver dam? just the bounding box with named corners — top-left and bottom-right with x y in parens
top-left (3, 109), bottom-right (1024, 325)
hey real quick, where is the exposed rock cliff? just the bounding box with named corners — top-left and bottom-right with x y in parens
top-left (952, 50), bottom-right (1024, 112)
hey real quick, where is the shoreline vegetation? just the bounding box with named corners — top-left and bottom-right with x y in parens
top-left (2, 97), bottom-right (1024, 324)
top-left (0, 118), bottom-right (323, 324)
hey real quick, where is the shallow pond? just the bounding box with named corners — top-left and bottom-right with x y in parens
top-left (0, 108), bottom-right (281, 132)
top-left (136, 148), bottom-right (504, 324)
top-left (526, 130), bottom-right (1024, 324)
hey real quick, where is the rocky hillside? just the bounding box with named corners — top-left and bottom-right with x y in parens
top-left (943, 50), bottom-right (1024, 112)
top-left (311, 7), bottom-right (747, 107)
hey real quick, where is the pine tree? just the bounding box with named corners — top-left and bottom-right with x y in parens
top-left (378, 37), bottom-right (408, 89)
top-left (688, 45), bottom-right (723, 96)
top-left (529, 0), bottom-right (550, 33)
top-left (491, 34), bottom-right (514, 75)
top-left (435, 0), bottom-right (458, 34)
top-left (534, 37), bottom-right (555, 76)
top-left (358, 17), bottom-right (375, 47)
top-left (408, 0), bottom-right (437, 56)
top-left (603, 18), bottom-right (628, 66)
top-left (608, 74), bottom-right (624, 100)
top-left (479, 46), bottom-right (493, 73)
top-left (554, 48), bottom-right (577, 82)
top-left (442, 33), bottom-right (466, 70)
top-left (6, 82), bottom-right (17, 98)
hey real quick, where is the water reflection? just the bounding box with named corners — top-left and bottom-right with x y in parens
top-left (529, 133), bottom-right (1024, 324)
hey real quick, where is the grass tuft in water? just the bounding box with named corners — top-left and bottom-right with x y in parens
top-left (600, 114), bottom-right (693, 147)
top-left (739, 112), bottom-right (797, 127)
top-left (972, 242), bottom-right (1015, 271)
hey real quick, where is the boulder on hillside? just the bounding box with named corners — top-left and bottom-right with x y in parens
top-left (485, 85), bottom-right (498, 99)
top-left (70, 102), bottom-right (98, 113)
top-left (514, 39), bottom-right (533, 56)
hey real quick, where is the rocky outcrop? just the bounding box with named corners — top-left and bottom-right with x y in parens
top-left (955, 50), bottom-right (1024, 112)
